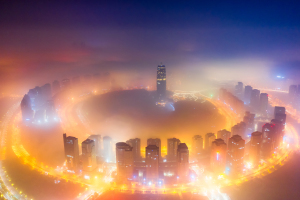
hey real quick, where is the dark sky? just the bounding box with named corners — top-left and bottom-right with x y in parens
top-left (1, 0), bottom-right (300, 92)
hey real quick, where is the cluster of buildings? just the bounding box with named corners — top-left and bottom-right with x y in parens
top-left (219, 88), bottom-right (245, 116)
top-left (21, 83), bottom-right (57, 123)
top-left (115, 138), bottom-right (190, 185)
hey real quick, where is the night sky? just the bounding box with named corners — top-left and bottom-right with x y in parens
top-left (1, 1), bottom-right (300, 92)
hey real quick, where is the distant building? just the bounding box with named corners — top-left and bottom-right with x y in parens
top-left (126, 138), bottom-right (141, 162)
top-left (116, 142), bottom-right (134, 182)
top-left (103, 136), bottom-right (114, 163)
top-left (244, 85), bottom-right (253, 104)
top-left (217, 129), bottom-right (231, 145)
top-left (192, 135), bottom-right (203, 157)
top-left (177, 143), bottom-right (189, 181)
top-left (205, 133), bottom-right (216, 150)
top-left (88, 135), bottom-right (102, 157)
top-left (260, 93), bottom-right (268, 116)
top-left (231, 122), bottom-right (246, 139)
top-left (82, 139), bottom-right (97, 172)
top-left (227, 135), bottom-right (245, 174)
top-left (157, 64), bottom-right (166, 99)
top-left (249, 131), bottom-right (262, 165)
top-left (243, 111), bottom-right (255, 137)
top-left (63, 133), bottom-right (79, 172)
top-left (146, 145), bottom-right (159, 183)
top-left (235, 82), bottom-right (243, 99)
top-left (271, 119), bottom-right (284, 148)
top-left (167, 138), bottom-right (180, 161)
top-left (147, 138), bottom-right (161, 160)
top-left (261, 123), bottom-right (276, 159)
top-left (21, 94), bottom-right (33, 121)
top-left (211, 139), bottom-right (227, 174)
top-left (250, 89), bottom-right (260, 110)
top-left (274, 106), bottom-right (286, 125)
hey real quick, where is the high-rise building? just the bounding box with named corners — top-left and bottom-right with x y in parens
top-left (88, 135), bottom-right (102, 157)
top-left (249, 131), bottom-right (262, 165)
top-left (231, 122), bottom-right (246, 138)
top-left (244, 85), bottom-right (253, 104)
top-left (235, 82), bottom-right (243, 99)
top-left (217, 129), bottom-right (231, 145)
top-left (271, 119), bottom-right (284, 148)
top-left (103, 136), bottom-right (114, 163)
top-left (63, 133), bottom-right (79, 172)
top-left (126, 138), bottom-right (141, 162)
top-left (177, 143), bottom-right (189, 181)
top-left (145, 145), bottom-right (159, 183)
top-left (211, 139), bottom-right (227, 174)
top-left (116, 142), bottom-right (134, 182)
top-left (243, 111), bottom-right (255, 137)
top-left (167, 138), bottom-right (180, 161)
top-left (147, 138), bottom-right (161, 160)
top-left (82, 139), bottom-right (97, 172)
top-left (21, 94), bottom-right (33, 121)
top-left (205, 133), bottom-right (216, 150)
top-left (192, 135), bottom-right (203, 157)
top-left (289, 85), bottom-right (297, 103)
top-left (261, 123), bottom-right (276, 159)
top-left (250, 89), bottom-right (260, 110)
top-left (227, 135), bottom-right (245, 174)
top-left (274, 106), bottom-right (286, 125)
top-left (157, 64), bottom-right (166, 99)
top-left (260, 93), bottom-right (268, 116)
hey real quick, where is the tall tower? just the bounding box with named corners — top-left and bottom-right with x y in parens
top-left (227, 135), bottom-right (245, 174)
top-left (177, 143), bottom-right (189, 182)
top-left (147, 138), bottom-right (161, 160)
top-left (210, 139), bottom-right (227, 174)
top-left (145, 145), bottom-right (159, 183)
top-left (249, 131), bottom-right (262, 165)
top-left (116, 142), bottom-right (134, 182)
top-left (126, 138), bottom-right (141, 162)
top-left (63, 133), bottom-right (79, 172)
top-left (167, 138), bottom-right (180, 161)
top-left (88, 135), bottom-right (102, 157)
top-left (192, 135), bottom-right (203, 157)
top-left (157, 64), bottom-right (166, 99)
top-left (82, 139), bottom-right (97, 172)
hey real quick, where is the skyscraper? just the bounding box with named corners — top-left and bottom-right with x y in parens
top-left (177, 143), bottom-right (189, 181)
top-left (167, 138), bottom-right (180, 161)
top-left (205, 133), bottom-right (216, 150)
top-left (103, 136), bottom-right (114, 163)
top-left (21, 94), bottom-right (33, 121)
top-left (227, 135), bottom-right (245, 174)
top-left (126, 138), bottom-right (141, 162)
top-left (217, 129), bottom-right (231, 145)
top-left (192, 135), bottom-right (203, 157)
top-left (211, 139), bottom-right (227, 174)
top-left (250, 89), bottom-right (260, 110)
top-left (88, 135), bottom-right (102, 157)
top-left (249, 131), bottom-right (262, 165)
top-left (274, 106), bottom-right (286, 125)
top-left (147, 138), bottom-right (161, 160)
top-left (261, 123), bottom-right (276, 159)
top-left (244, 85), bottom-right (253, 104)
top-left (235, 82), bottom-right (243, 99)
top-left (116, 142), bottom-right (134, 182)
top-left (145, 145), bottom-right (159, 183)
top-left (260, 93), bottom-right (268, 116)
top-left (63, 133), bottom-right (79, 172)
top-left (82, 139), bottom-right (97, 172)
top-left (243, 111), bottom-right (255, 136)
top-left (157, 64), bottom-right (166, 99)
top-left (231, 122), bottom-right (246, 139)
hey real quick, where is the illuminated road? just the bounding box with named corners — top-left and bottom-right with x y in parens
top-left (0, 88), bottom-right (298, 200)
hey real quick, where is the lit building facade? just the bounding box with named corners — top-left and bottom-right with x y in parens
top-left (249, 131), bottom-right (262, 165)
top-left (192, 135), bottom-right (203, 156)
top-left (177, 143), bottom-right (189, 181)
top-left (167, 138), bottom-right (180, 161)
top-left (82, 139), bottom-right (97, 172)
top-left (157, 64), bottom-right (166, 99)
top-left (217, 129), bottom-right (231, 145)
top-left (147, 138), bottom-right (161, 160)
top-left (116, 142), bottom-right (134, 182)
top-left (244, 85), bottom-right (253, 104)
top-left (250, 89), bottom-right (260, 110)
top-left (88, 134), bottom-right (102, 157)
top-left (205, 133), bottom-right (216, 150)
top-left (227, 135), bottom-right (245, 174)
top-left (260, 93), bottom-right (268, 116)
top-left (63, 133), bottom-right (79, 172)
top-left (211, 139), bottom-right (227, 174)
top-left (126, 138), bottom-right (141, 162)
top-left (146, 145), bottom-right (159, 183)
